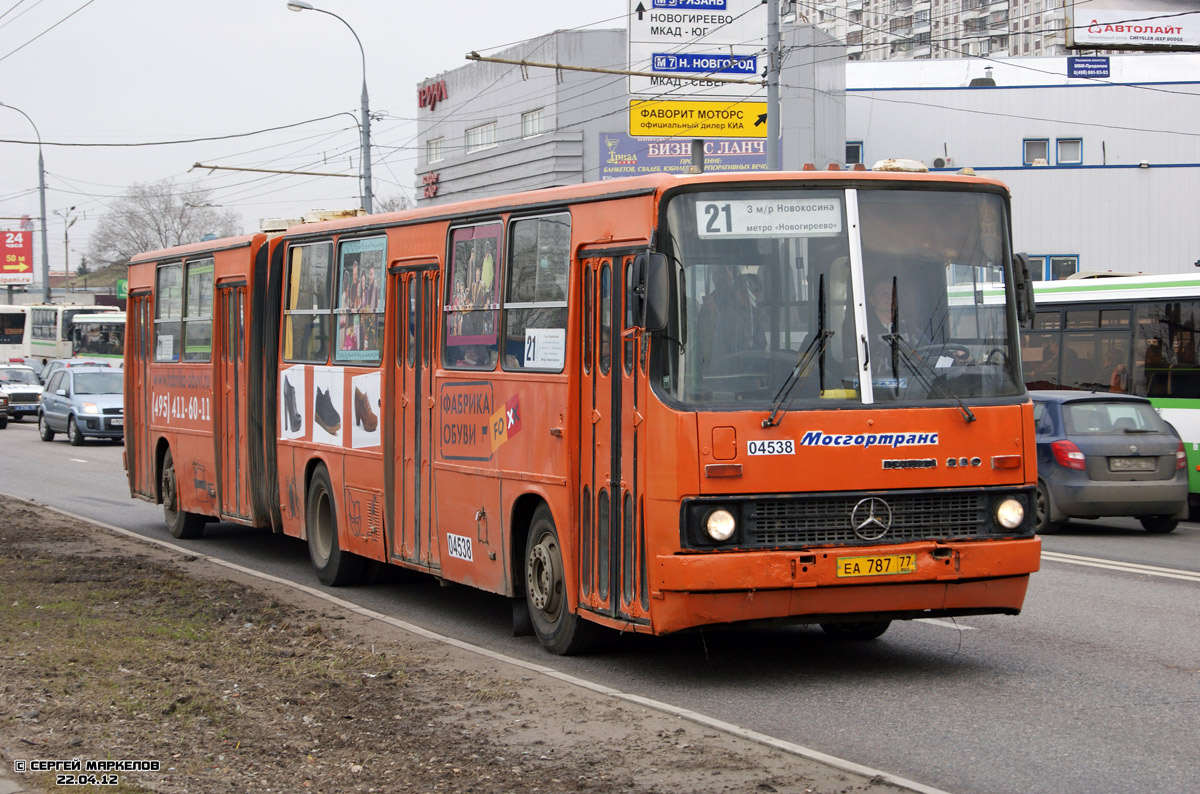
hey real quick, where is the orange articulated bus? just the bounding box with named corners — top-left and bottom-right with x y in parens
top-left (125, 170), bottom-right (1041, 654)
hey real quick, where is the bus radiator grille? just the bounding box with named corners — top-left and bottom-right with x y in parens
top-left (746, 493), bottom-right (986, 546)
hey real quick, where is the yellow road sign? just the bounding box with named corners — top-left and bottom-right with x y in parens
top-left (629, 99), bottom-right (768, 139)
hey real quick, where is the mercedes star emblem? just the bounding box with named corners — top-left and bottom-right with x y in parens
top-left (851, 497), bottom-right (893, 541)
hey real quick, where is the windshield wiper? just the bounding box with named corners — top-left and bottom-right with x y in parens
top-left (762, 331), bottom-right (833, 427)
top-left (763, 275), bottom-right (831, 428)
top-left (884, 334), bottom-right (977, 423)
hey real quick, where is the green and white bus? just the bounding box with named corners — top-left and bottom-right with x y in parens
top-left (1022, 274), bottom-right (1200, 513)
top-left (71, 312), bottom-right (125, 361)
top-left (28, 304), bottom-right (121, 368)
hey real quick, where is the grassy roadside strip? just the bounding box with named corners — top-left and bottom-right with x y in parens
top-left (0, 500), bottom-right (630, 793)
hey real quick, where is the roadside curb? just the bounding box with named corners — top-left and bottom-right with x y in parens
top-left (0, 767), bottom-right (30, 794)
top-left (6, 493), bottom-right (952, 794)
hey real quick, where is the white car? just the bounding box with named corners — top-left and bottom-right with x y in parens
top-left (0, 364), bottom-right (43, 422)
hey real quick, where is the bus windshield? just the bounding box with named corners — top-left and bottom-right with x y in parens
top-left (657, 187), bottom-right (1023, 409)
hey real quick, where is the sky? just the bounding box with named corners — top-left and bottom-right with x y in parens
top-left (0, 0), bottom-right (629, 278)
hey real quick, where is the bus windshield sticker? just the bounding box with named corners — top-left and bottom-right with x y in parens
top-left (747, 439), bottom-right (796, 456)
top-left (695, 197), bottom-right (843, 239)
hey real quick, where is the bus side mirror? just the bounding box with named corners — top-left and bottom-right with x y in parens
top-left (636, 252), bottom-right (669, 333)
top-left (1013, 252), bottom-right (1035, 330)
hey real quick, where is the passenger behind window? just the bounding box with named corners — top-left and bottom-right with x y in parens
top-left (698, 267), bottom-right (764, 375)
top-left (1105, 349), bottom-right (1128, 393)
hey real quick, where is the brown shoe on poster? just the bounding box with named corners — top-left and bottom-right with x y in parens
top-left (354, 387), bottom-right (378, 432)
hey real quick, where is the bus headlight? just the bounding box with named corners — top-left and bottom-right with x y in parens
top-left (995, 498), bottom-right (1024, 530)
top-left (705, 509), bottom-right (737, 542)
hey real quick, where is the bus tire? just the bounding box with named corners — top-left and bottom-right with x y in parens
top-left (306, 465), bottom-right (365, 586)
top-left (161, 448), bottom-right (205, 539)
top-left (524, 504), bottom-right (603, 655)
top-left (820, 620), bottom-right (892, 640)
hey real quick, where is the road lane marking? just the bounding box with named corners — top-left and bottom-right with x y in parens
top-left (1041, 551), bottom-right (1200, 583)
top-left (915, 618), bottom-right (978, 630)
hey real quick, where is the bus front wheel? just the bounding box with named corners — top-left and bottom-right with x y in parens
top-left (161, 448), bottom-right (205, 539)
top-left (524, 504), bottom-right (603, 655)
top-left (306, 465), bottom-right (365, 586)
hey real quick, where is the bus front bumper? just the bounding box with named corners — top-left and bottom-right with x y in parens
top-left (649, 537), bottom-right (1041, 635)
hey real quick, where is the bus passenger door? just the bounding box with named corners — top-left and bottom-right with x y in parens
top-left (216, 283), bottom-right (252, 521)
top-left (580, 254), bottom-right (647, 623)
top-left (127, 294), bottom-right (155, 500)
top-left (390, 266), bottom-right (438, 569)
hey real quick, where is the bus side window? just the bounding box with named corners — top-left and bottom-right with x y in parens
top-left (583, 265), bottom-right (593, 374)
top-left (503, 213), bottom-right (569, 372)
top-left (183, 258), bottom-right (214, 362)
top-left (333, 236), bottom-right (386, 365)
top-left (444, 224), bottom-right (501, 370)
top-left (599, 265), bottom-right (611, 375)
top-left (283, 242), bottom-right (333, 364)
top-left (407, 276), bottom-right (416, 368)
top-left (155, 263), bottom-right (184, 362)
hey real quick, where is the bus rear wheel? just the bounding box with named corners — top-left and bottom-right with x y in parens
top-left (306, 465), bottom-right (365, 586)
top-left (161, 448), bottom-right (205, 539)
top-left (524, 504), bottom-right (603, 655)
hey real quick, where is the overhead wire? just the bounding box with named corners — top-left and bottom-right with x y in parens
top-left (0, 0), bottom-right (94, 64)
top-left (0, 0), bottom-right (43, 31)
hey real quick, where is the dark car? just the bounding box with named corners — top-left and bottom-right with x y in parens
top-left (1031, 390), bottom-right (1188, 534)
top-left (38, 366), bottom-right (124, 445)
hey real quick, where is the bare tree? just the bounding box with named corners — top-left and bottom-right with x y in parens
top-left (375, 194), bottom-right (412, 213)
top-left (87, 178), bottom-right (242, 267)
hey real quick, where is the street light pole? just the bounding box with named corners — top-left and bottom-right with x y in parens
top-left (53, 206), bottom-right (77, 281)
top-left (286, 1), bottom-right (373, 214)
top-left (0, 101), bottom-right (51, 302)
top-left (766, 0), bottom-right (781, 171)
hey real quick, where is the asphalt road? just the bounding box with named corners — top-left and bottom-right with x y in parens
top-left (3, 418), bottom-right (1198, 794)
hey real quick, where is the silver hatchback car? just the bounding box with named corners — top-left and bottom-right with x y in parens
top-left (1031, 390), bottom-right (1188, 534)
top-left (38, 366), bottom-right (124, 445)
